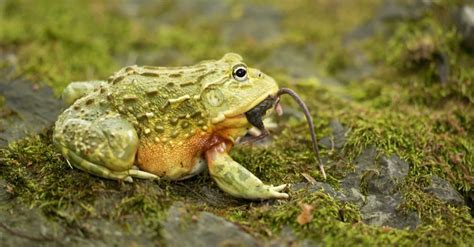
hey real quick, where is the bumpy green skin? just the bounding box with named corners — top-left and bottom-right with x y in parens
top-left (53, 53), bottom-right (287, 200)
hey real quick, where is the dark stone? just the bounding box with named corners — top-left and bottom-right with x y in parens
top-left (198, 184), bottom-right (241, 207)
top-left (0, 79), bottom-right (64, 147)
top-left (161, 202), bottom-right (258, 247)
top-left (337, 146), bottom-right (379, 207)
top-left (322, 146), bottom-right (420, 230)
top-left (379, 155), bottom-right (409, 180)
top-left (0, 179), bottom-right (11, 202)
top-left (265, 227), bottom-right (320, 247)
top-left (360, 193), bottom-right (419, 230)
top-left (319, 120), bottom-right (348, 150)
top-left (424, 176), bottom-right (465, 207)
top-left (69, 218), bottom-right (156, 247)
top-left (359, 155), bottom-right (418, 229)
top-left (367, 155), bottom-right (409, 195)
top-left (291, 181), bottom-right (344, 201)
top-left (290, 182), bottom-right (310, 192)
top-left (0, 204), bottom-right (65, 246)
top-left (339, 173), bottom-right (366, 207)
top-left (307, 182), bottom-right (342, 199)
top-left (355, 145), bottom-right (378, 174)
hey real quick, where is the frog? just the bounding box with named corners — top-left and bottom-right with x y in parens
top-left (53, 53), bottom-right (289, 200)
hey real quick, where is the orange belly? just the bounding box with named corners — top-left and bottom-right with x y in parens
top-left (136, 131), bottom-right (212, 180)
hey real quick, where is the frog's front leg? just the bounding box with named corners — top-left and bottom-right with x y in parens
top-left (205, 143), bottom-right (289, 200)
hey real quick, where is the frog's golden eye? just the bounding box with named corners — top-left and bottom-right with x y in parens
top-left (232, 64), bottom-right (248, 82)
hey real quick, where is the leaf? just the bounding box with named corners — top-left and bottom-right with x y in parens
top-left (301, 173), bottom-right (316, 185)
top-left (296, 203), bottom-right (314, 225)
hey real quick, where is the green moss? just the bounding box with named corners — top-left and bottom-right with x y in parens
top-left (0, 134), bottom-right (171, 226)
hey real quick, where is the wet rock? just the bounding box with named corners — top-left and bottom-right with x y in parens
top-left (0, 204), bottom-right (65, 246)
top-left (265, 227), bottom-right (320, 247)
top-left (0, 179), bottom-right (11, 202)
top-left (291, 182), bottom-right (344, 201)
top-left (354, 145), bottom-right (378, 174)
top-left (367, 155), bottom-right (409, 195)
top-left (339, 174), bottom-right (366, 207)
top-left (337, 146), bottom-right (379, 207)
top-left (361, 193), bottom-right (419, 230)
top-left (328, 146), bottom-right (419, 229)
top-left (424, 176), bottom-right (465, 207)
top-left (359, 154), bottom-right (418, 229)
top-left (198, 184), bottom-right (241, 207)
top-left (454, 6), bottom-right (474, 51)
top-left (162, 202), bottom-right (258, 247)
top-left (307, 182), bottom-right (341, 199)
top-left (68, 218), bottom-right (156, 247)
top-left (319, 120), bottom-right (348, 150)
top-left (0, 79), bottom-right (64, 147)
top-left (340, 190), bottom-right (366, 208)
top-left (361, 194), bottom-right (399, 226)
top-left (379, 155), bottom-right (409, 180)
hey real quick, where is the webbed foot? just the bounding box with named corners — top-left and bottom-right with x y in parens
top-left (205, 143), bottom-right (289, 200)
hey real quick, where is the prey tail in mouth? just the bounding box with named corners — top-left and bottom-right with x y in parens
top-left (243, 88), bottom-right (327, 180)
top-left (276, 88), bottom-right (326, 180)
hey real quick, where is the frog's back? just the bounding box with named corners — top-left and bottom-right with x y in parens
top-left (104, 63), bottom-right (224, 138)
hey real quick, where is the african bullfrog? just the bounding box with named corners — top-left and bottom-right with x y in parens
top-left (53, 53), bottom-right (289, 200)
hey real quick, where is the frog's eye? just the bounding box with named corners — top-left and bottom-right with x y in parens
top-left (232, 65), bottom-right (248, 82)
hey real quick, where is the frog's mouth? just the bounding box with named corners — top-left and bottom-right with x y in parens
top-left (244, 95), bottom-right (278, 132)
top-left (242, 88), bottom-right (327, 180)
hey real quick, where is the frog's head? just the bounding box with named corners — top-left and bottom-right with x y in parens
top-left (201, 53), bottom-right (279, 125)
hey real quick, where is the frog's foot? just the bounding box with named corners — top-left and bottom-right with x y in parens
top-left (54, 117), bottom-right (158, 182)
top-left (205, 142), bottom-right (289, 200)
top-left (56, 144), bottom-right (159, 182)
top-left (61, 80), bottom-right (108, 105)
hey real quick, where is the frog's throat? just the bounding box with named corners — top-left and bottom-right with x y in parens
top-left (211, 87), bottom-right (279, 124)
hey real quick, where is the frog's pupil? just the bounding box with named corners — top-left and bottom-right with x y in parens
top-left (235, 68), bottom-right (246, 78)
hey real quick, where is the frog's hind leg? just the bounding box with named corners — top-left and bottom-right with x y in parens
top-left (205, 143), bottom-right (289, 200)
top-left (57, 148), bottom-right (158, 182)
top-left (56, 145), bottom-right (133, 181)
top-left (54, 116), bottom-right (158, 182)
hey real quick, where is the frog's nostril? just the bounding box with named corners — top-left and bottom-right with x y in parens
top-left (258, 72), bottom-right (262, 78)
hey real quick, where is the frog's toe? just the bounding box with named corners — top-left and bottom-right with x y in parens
top-left (267, 189), bottom-right (289, 199)
top-left (128, 169), bottom-right (159, 180)
top-left (271, 184), bottom-right (288, 192)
